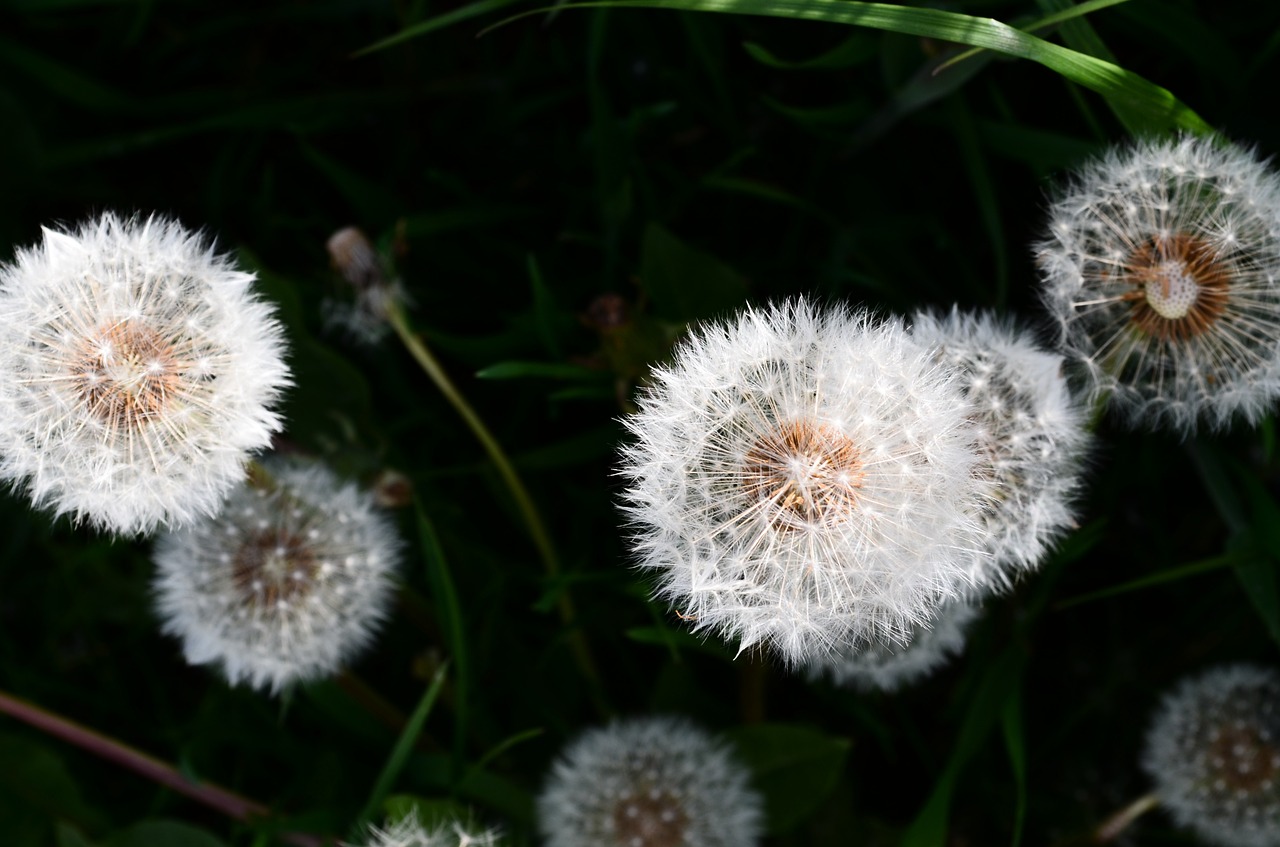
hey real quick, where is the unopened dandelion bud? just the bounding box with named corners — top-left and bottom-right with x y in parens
top-left (324, 226), bottom-right (407, 345)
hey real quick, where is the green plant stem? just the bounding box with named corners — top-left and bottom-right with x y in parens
top-left (0, 689), bottom-right (328, 847)
top-left (386, 305), bottom-right (607, 713)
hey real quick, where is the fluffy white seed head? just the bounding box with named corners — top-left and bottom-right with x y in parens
top-left (1037, 135), bottom-right (1280, 434)
top-left (619, 300), bottom-right (988, 664)
top-left (0, 212), bottom-right (290, 535)
top-left (537, 716), bottom-right (763, 847)
top-left (805, 597), bottom-right (980, 693)
top-left (350, 814), bottom-right (503, 847)
top-left (152, 458), bottom-right (401, 694)
top-left (1142, 664), bottom-right (1280, 847)
top-left (910, 309), bottom-right (1090, 588)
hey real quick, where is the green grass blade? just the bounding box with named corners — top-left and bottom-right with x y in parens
top-left (484, 0), bottom-right (1208, 136)
top-left (1002, 693), bottom-right (1027, 847)
top-left (1052, 554), bottom-right (1238, 610)
top-left (901, 646), bottom-right (1025, 847)
top-left (415, 509), bottom-right (471, 765)
top-left (353, 0), bottom-right (527, 56)
top-left (352, 662), bottom-right (450, 836)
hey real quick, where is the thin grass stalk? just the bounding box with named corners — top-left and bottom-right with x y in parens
top-left (0, 689), bottom-right (328, 846)
top-left (385, 303), bottom-right (608, 713)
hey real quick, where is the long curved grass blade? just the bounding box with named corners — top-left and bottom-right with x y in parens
top-left (352, 662), bottom-right (450, 838)
top-left (483, 0), bottom-right (1208, 136)
top-left (353, 0), bottom-right (527, 56)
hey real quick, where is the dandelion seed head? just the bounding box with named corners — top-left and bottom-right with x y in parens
top-left (537, 716), bottom-right (762, 847)
top-left (619, 300), bottom-right (987, 664)
top-left (152, 459), bottom-right (401, 694)
top-left (0, 212), bottom-right (289, 534)
top-left (911, 309), bottom-right (1090, 587)
top-left (1143, 664), bottom-right (1280, 847)
top-left (806, 598), bottom-right (980, 693)
top-left (350, 813), bottom-right (503, 847)
top-left (1037, 135), bottom-right (1280, 434)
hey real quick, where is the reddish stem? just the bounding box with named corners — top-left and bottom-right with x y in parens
top-left (0, 689), bottom-right (329, 847)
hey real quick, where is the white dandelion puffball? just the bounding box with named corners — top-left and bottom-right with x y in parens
top-left (352, 814), bottom-right (502, 847)
top-left (806, 598), bottom-right (980, 693)
top-left (1143, 664), bottom-right (1280, 847)
top-left (537, 716), bottom-right (762, 847)
top-left (1037, 135), bottom-right (1280, 434)
top-left (152, 459), bottom-right (401, 694)
top-left (619, 300), bottom-right (987, 664)
top-left (911, 309), bottom-right (1090, 588)
top-left (0, 213), bottom-right (290, 535)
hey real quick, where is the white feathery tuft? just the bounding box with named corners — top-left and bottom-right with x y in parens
top-left (152, 458), bottom-right (401, 694)
top-left (911, 308), bottom-right (1091, 588)
top-left (0, 212), bottom-right (290, 535)
top-left (805, 597), bottom-right (980, 693)
top-left (349, 814), bottom-right (503, 847)
top-left (619, 299), bottom-right (988, 665)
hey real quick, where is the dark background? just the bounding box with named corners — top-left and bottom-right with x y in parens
top-left (2, 1), bottom-right (1279, 845)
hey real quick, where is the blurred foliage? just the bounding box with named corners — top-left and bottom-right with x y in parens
top-left (2, 0), bottom-right (1280, 845)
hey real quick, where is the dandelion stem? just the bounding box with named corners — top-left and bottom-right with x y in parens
top-left (0, 688), bottom-right (328, 846)
top-left (385, 304), bottom-right (608, 714)
top-left (1091, 792), bottom-right (1161, 843)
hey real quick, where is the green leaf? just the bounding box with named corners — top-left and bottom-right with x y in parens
top-left (1230, 469), bottom-right (1280, 650)
top-left (415, 508), bottom-right (471, 765)
top-left (486, 0), bottom-right (1208, 137)
top-left (902, 646), bottom-right (1025, 847)
top-left (103, 821), bottom-right (228, 847)
top-left (353, 663), bottom-right (451, 836)
top-left (475, 362), bottom-right (605, 380)
top-left (741, 32), bottom-right (877, 69)
top-left (0, 733), bottom-right (107, 842)
top-left (353, 0), bottom-right (529, 55)
top-left (639, 223), bottom-right (748, 322)
top-left (55, 823), bottom-right (97, 847)
top-left (1002, 694), bottom-right (1027, 847)
top-left (382, 795), bottom-right (473, 829)
top-left (723, 724), bottom-right (850, 834)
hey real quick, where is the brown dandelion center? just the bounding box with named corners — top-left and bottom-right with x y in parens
top-left (73, 321), bottom-right (183, 430)
top-left (611, 787), bottom-right (688, 847)
top-left (1204, 722), bottom-right (1280, 794)
top-left (1121, 233), bottom-right (1230, 341)
top-left (741, 420), bottom-right (864, 528)
top-left (231, 530), bottom-right (319, 608)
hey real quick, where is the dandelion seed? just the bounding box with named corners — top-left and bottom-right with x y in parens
top-left (152, 459), bottom-right (401, 694)
top-left (1143, 664), bottom-right (1280, 847)
top-left (619, 300), bottom-right (986, 664)
top-left (350, 813), bottom-right (503, 847)
top-left (911, 309), bottom-right (1090, 587)
top-left (537, 716), bottom-right (762, 847)
top-left (806, 598), bottom-right (980, 693)
top-left (0, 213), bottom-right (289, 534)
top-left (1036, 135), bottom-right (1280, 434)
